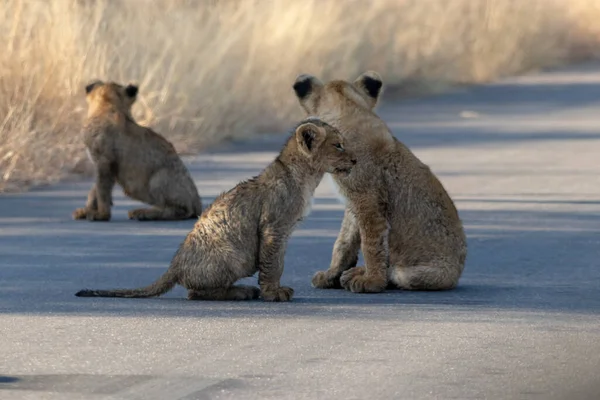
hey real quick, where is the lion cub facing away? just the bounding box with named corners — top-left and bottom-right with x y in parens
top-left (75, 119), bottom-right (356, 302)
top-left (72, 81), bottom-right (202, 222)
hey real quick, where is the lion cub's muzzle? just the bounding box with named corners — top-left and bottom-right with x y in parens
top-left (334, 158), bottom-right (357, 175)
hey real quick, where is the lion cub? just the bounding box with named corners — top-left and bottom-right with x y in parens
top-left (293, 72), bottom-right (467, 293)
top-left (75, 119), bottom-right (356, 302)
top-left (72, 81), bottom-right (203, 222)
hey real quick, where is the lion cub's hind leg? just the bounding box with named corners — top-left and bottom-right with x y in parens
top-left (388, 262), bottom-right (462, 291)
top-left (129, 168), bottom-right (199, 221)
top-left (187, 285), bottom-right (260, 301)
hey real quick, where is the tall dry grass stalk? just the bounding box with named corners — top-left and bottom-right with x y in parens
top-left (1, 0), bottom-right (599, 192)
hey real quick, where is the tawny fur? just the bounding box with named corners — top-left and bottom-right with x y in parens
top-left (75, 119), bottom-right (356, 302)
top-left (293, 72), bottom-right (467, 293)
top-left (72, 80), bottom-right (203, 222)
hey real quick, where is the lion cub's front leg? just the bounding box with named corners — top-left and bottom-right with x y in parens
top-left (73, 183), bottom-right (114, 220)
top-left (312, 209), bottom-right (361, 289)
top-left (340, 206), bottom-right (388, 293)
top-left (258, 228), bottom-right (294, 302)
top-left (73, 183), bottom-right (98, 220)
top-left (78, 163), bottom-right (115, 221)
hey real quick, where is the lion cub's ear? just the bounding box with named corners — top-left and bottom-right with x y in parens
top-left (125, 84), bottom-right (139, 98)
top-left (85, 80), bottom-right (103, 94)
top-left (353, 71), bottom-right (383, 109)
top-left (293, 74), bottom-right (324, 114)
top-left (295, 122), bottom-right (326, 157)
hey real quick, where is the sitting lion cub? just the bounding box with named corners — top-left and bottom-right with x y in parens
top-left (293, 72), bottom-right (467, 293)
top-left (72, 80), bottom-right (203, 221)
top-left (75, 118), bottom-right (356, 302)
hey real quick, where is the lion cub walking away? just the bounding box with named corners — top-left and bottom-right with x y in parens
top-left (293, 72), bottom-right (467, 293)
top-left (75, 119), bottom-right (356, 302)
top-left (72, 81), bottom-right (203, 222)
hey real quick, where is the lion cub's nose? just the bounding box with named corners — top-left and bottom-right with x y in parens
top-left (351, 159), bottom-right (357, 165)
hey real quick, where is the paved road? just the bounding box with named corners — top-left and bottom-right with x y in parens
top-left (1, 63), bottom-right (600, 400)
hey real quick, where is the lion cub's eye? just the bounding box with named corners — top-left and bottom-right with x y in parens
top-left (334, 143), bottom-right (344, 152)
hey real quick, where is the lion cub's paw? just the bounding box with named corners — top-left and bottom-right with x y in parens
top-left (128, 208), bottom-right (149, 220)
top-left (85, 210), bottom-right (111, 222)
top-left (72, 208), bottom-right (88, 220)
top-left (340, 267), bottom-right (386, 293)
top-left (235, 285), bottom-right (261, 300)
top-left (312, 270), bottom-right (342, 289)
top-left (261, 286), bottom-right (294, 302)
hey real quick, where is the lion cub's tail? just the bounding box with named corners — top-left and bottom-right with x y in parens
top-left (75, 267), bottom-right (178, 299)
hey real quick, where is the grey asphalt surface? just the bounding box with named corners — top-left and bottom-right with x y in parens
top-left (1, 63), bottom-right (600, 400)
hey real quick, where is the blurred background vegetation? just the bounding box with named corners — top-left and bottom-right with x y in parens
top-left (1, 0), bottom-right (600, 192)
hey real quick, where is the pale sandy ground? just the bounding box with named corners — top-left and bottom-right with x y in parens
top-left (1, 62), bottom-right (599, 400)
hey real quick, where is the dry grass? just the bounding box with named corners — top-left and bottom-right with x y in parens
top-left (1, 0), bottom-right (600, 192)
